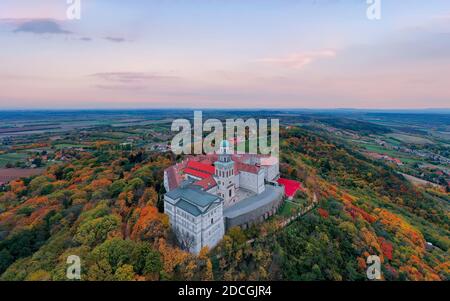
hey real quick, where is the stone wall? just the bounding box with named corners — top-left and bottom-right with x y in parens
top-left (224, 186), bottom-right (284, 230)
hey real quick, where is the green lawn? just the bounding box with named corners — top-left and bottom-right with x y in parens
top-left (292, 197), bottom-right (308, 207)
top-left (279, 201), bottom-right (301, 217)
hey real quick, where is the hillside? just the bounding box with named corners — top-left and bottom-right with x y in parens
top-left (0, 127), bottom-right (448, 281)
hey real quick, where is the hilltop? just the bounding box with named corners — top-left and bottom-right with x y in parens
top-left (0, 125), bottom-right (448, 281)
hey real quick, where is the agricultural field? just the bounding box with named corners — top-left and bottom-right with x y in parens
top-left (0, 152), bottom-right (28, 167)
top-left (0, 168), bottom-right (44, 182)
top-left (52, 143), bottom-right (90, 150)
top-left (357, 143), bottom-right (421, 164)
top-left (386, 133), bottom-right (434, 145)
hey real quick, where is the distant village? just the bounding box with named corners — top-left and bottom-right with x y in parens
top-left (321, 124), bottom-right (450, 190)
top-left (0, 127), bottom-right (171, 190)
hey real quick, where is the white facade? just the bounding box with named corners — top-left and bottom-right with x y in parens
top-left (163, 170), bottom-right (169, 192)
top-left (164, 193), bottom-right (224, 254)
top-left (200, 204), bottom-right (224, 252)
top-left (238, 170), bottom-right (265, 194)
top-left (262, 163), bottom-right (280, 182)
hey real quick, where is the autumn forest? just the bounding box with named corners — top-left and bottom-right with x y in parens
top-left (0, 111), bottom-right (448, 281)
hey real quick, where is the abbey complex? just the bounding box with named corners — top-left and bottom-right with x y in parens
top-left (164, 141), bottom-right (289, 253)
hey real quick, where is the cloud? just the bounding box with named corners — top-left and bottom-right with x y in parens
top-left (79, 37), bottom-right (92, 42)
top-left (104, 36), bottom-right (127, 43)
top-left (91, 72), bottom-right (177, 83)
top-left (90, 72), bottom-right (179, 90)
top-left (94, 84), bottom-right (147, 91)
top-left (258, 49), bottom-right (337, 69)
top-left (13, 19), bottom-right (71, 35)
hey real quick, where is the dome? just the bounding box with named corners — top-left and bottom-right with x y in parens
top-left (218, 140), bottom-right (232, 156)
top-left (221, 140), bottom-right (230, 148)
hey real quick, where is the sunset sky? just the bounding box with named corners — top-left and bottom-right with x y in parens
top-left (1, 0), bottom-right (450, 109)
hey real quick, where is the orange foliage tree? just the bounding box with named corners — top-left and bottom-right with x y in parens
top-left (130, 206), bottom-right (169, 241)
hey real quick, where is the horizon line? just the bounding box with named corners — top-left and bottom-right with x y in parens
top-left (1, 107), bottom-right (450, 112)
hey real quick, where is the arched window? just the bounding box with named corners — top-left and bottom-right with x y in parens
top-left (211, 218), bottom-right (214, 225)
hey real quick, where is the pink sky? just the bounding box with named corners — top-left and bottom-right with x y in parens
top-left (0, 1), bottom-right (450, 109)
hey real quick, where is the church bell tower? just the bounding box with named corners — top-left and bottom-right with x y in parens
top-left (214, 140), bottom-right (236, 208)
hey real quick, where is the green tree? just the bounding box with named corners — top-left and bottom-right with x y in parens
top-left (114, 264), bottom-right (135, 281)
top-left (74, 215), bottom-right (121, 247)
top-left (0, 249), bottom-right (13, 274)
top-left (143, 250), bottom-right (163, 276)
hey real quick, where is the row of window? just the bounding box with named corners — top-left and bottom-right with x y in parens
top-left (173, 209), bottom-right (220, 230)
top-left (216, 168), bottom-right (234, 178)
top-left (206, 223), bottom-right (222, 239)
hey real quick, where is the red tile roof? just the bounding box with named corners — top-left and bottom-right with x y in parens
top-left (166, 165), bottom-right (182, 191)
top-left (184, 168), bottom-right (211, 179)
top-left (235, 162), bottom-right (259, 174)
top-left (186, 160), bottom-right (215, 174)
top-left (277, 178), bottom-right (303, 198)
top-left (392, 158), bottom-right (402, 164)
top-left (199, 159), bottom-right (214, 165)
top-left (193, 176), bottom-right (217, 190)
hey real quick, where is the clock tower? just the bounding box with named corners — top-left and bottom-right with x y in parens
top-left (214, 140), bottom-right (236, 208)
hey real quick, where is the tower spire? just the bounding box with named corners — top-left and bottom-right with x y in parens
top-left (215, 140), bottom-right (236, 208)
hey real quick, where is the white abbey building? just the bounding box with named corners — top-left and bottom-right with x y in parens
top-left (164, 141), bottom-right (284, 254)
